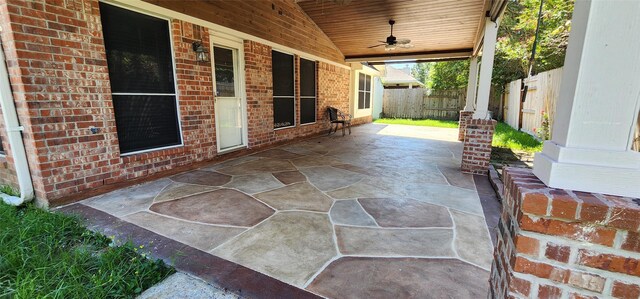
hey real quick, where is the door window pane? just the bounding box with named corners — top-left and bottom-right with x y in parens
top-left (214, 47), bottom-right (235, 97)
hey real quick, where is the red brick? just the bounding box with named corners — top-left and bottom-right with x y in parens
top-left (550, 191), bottom-right (579, 219)
top-left (576, 191), bottom-right (610, 222)
top-left (538, 284), bottom-right (563, 298)
top-left (522, 192), bottom-right (549, 215)
top-left (567, 271), bottom-right (605, 293)
top-left (514, 235), bottom-right (540, 256)
top-left (520, 215), bottom-right (616, 246)
top-left (611, 280), bottom-right (640, 299)
top-left (608, 206), bottom-right (640, 231)
top-left (513, 257), bottom-right (569, 283)
top-left (577, 249), bottom-right (640, 277)
top-left (508, 275), bottom-right (531, 297)
top-left (622, 231), bottom-right (640, 253)
top-left (545, 243), bottom-right (571, 263)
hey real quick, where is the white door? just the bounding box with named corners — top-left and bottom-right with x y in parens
top-left (212, 38), bottom-right (246, 152)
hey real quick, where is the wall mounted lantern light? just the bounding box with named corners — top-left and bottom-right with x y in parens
top-left (192, 41), bottom-right (209, 63)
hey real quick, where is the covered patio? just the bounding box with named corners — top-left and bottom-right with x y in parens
top-left (59, 123), bottom-right (498, 298)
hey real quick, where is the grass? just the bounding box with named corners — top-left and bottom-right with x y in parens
top-left (374, 118), bottom-right (542, 153)
top-left (374, 118), bottom-right (459, 128)
top-left (0, 203), bottom-right (174, 298)
top-left (0, 185), bottom-right (19, 197)
top-left (492, 122), bottom-right (543, 153)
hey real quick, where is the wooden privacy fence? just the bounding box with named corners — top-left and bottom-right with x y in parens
top-left (382, 88), bottom-right (465, 120)
top-left (503, 67), bottom-right (563, 137)
top-left (382, 87), bottom-right (503, 120)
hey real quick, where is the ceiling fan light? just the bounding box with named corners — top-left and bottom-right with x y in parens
top-left (385, 44), bottom-right (397, 51)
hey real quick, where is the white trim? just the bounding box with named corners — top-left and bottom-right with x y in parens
top-left (211, 36), bottom-right (249, 153)
top-left (354, 71), bottom-right (373, 118)
top-left (111, 93), bottom-right (176, 96)
top-left (105, 0), bottom-right (350, 70)
top-left (217, 144), bottom-right (247, 155)
top-left (473, 17), bottom-right (499, 120)
top-left (0, 35), bottom-right (33, 205)
top-left (100, 1), bottom-right (185, 156)
top-left (299, 57), bottom-right (317, 125)
top-left (119, 143), bottom-right (184, 157)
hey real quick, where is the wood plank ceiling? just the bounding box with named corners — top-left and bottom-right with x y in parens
top-left (297, 0), bottom-right (489, 62)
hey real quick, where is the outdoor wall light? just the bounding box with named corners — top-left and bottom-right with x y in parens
top-left (192, 41), bottom-right (209, 63)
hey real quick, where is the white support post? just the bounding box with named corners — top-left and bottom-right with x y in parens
top-left (533, 0), bottom-right (640, 198)
top-left (464, 56), bottom-right (479, 111)
top-left (473, 18), bottom-right (499, 119)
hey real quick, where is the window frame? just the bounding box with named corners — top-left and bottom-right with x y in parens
top-left (100, 1), bottom-right (184, 156)
top-left (272, 49), bottom-right (296, 130)
top-left (357, 72), bottom-right (372, 110)
top-left (299, 57), bottom-right (317, 126)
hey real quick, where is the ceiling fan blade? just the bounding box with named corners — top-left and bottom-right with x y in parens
top-left (397, 39), bottom-right (411, 44)
top-left (368, 44), bottom-right (387, 48)
top-left (398, 43), bottom-right (415, 48)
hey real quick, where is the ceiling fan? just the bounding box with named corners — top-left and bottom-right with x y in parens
top-left (368, 20), bottom-right (414, 51)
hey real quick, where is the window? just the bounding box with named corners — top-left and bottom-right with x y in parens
top-left (100, 3), bottom-right (181, 154)
top-left (272, 50), bottom-right (295, 129)
top-left (358, 73), bottom-right (372, 110)
top-left (299, 58), bottom-right (316, 124)
top-left (0, 135), bottom-right (4, 155)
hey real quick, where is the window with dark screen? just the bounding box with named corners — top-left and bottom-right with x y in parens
top-left (272, 51), bottom-right (295, 129)
top-left (300, 58), bottom-right (316, 124)
top-left (99, 3), bottom-right (181, 154)
top-left (358, 73), bottom-right (372, 110)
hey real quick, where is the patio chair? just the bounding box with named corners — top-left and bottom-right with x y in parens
top-left (326, 107), bottom-right (352, 136)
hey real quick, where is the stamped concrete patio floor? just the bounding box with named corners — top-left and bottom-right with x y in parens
top-left (68, 123), bottom-right (494, 298)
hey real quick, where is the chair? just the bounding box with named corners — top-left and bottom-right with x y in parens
top-left (326, 107), bottom-right (352, 136)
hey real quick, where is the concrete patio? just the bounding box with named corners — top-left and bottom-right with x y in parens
top-left (59, 123), bottom-right (497, 298)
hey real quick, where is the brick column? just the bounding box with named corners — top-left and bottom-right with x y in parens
top-left (490, 167), bottom-right (640, 298)
top-left (458, 111), bottom-right (474, 141)
top-left (461, 119), bottom-right (495, 175)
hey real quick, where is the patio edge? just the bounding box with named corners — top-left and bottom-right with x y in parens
top-left (56, 203), bottom-right (322, 299)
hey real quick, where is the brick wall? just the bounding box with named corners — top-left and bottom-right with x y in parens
top-left (458, 110), bottom-right (473, 141)
top-left (461, 118), bottom-right (496, 175)
top-left (0, 0), bottom-right (358, 205)
top-left (244, 40), bottom-right (352, 148)
top-left (490, 167), bottom-right (640, 298)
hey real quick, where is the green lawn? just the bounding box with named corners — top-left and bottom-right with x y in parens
top-left (492, 122), bottom-right (543, 153)
top-left (0, 203), bottom-right (174, 298)
top-left (374, 118), bottom-right (459, 128)
top-left (373, 118), bottom-right (542, 153)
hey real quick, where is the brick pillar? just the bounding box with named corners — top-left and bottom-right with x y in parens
top-left (458, 111), bottom-right (474, 141)
top-left (490, 167), bottom-right (640, 298)
top-left (461, 119), bottom-right (495, 175)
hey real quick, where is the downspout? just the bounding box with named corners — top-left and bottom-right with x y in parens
top-left (0, 28), bottom-right (34, 205)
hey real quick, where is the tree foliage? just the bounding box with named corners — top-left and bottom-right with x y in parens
top-left (493, 0), bottom-right (574, 85)
top-left (412, 0), bottom-right (574, 89)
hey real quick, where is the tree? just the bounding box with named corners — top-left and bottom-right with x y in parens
top-left (411, 0), bottom-right (573, 90)
top-left (410, 63), bottom-right (430, 87)
top-left (429, 60), bottom-right (470, 90)
top-left (493, 0), bottom-right (574, 85)
top-left (411, 60), bottom-right (469, 90)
